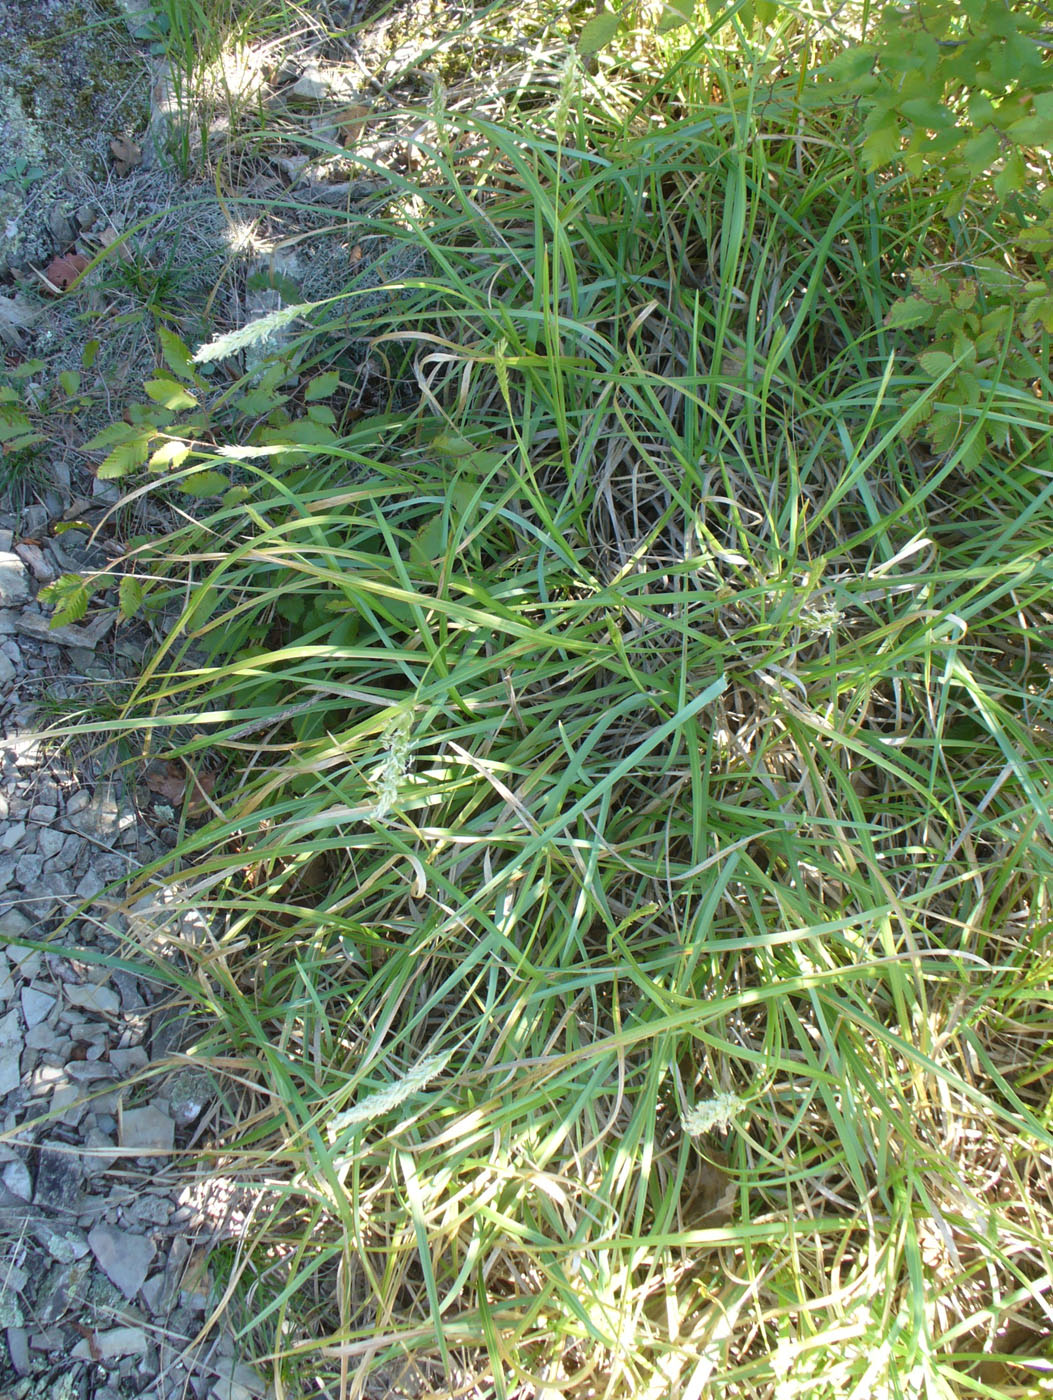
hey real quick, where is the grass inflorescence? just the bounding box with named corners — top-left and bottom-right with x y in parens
top-left (50, 0), bottom-right (1053, 1395)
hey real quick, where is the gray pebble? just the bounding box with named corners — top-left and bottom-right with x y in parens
top-left (0, 821), bottom-right (25, 850)
top-left (36, 827), bottom-right (66, 860)
top-left (2, 1157), bottom-right (32, 1201)
top-left (32, 1145), bottom-right (83, 1214)
top-left (15, 852), bottom-right (42, 886)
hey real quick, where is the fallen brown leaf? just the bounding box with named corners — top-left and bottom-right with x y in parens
top-left (39, 252), bottom-right (90, 293)
top-left (334, 103), bottom-right (370, 146)
top-left (109, 135), bottom-right (142, 176)
top-left (144, 760), bottom-right (217, 814)
top-left (93, 224), bottom-right (134, 262)
top-left (144, 761), bottom-right (185, 803)
top-left (185, 768), bottom-right (217, 817)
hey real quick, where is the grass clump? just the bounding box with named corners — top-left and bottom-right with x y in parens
top-left (48, 0), bottom-right (1053, 1396)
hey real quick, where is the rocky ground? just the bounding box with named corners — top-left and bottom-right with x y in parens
top-left (0, 488), bottom-right (277, 1400)
top-left (0, 519), bottom-right (268, 1400)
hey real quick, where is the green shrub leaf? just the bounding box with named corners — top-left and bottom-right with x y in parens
top-left (179, 470), bottom-right (229, 497)
top-left (578, 10), bottom-right (622, 54)
top-left (119, 575), bottom-right (144, 620)
top-left (304, 371), bottom-right (341, 401)
top-left (97, 433), bottom-right (152, 479)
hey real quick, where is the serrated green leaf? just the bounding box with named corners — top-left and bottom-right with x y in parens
top-left (222, 485), bottom-right (252, 507)
top-left (58, 370), bottom-right (81, 397)
top-left (143, 378), bottom-right (198, 411)
top-left (994, 148), bottom-right (1026, 197)
top-left (82, 421), bottom-right (139, 451)
top-left (917, 350), bottom-right (955, 376)
top-left (862, 118), bottom-right (903, 171)
top-left (953, 283), bottom-right (978, 312)
top-left (148, 439), bottom-right (191, 471)
top-left (157, 327), bottom-right (198, 382)
top-left (0, 406), bottom-right (32, 443)
top-left (234, 388), bottom-right (287, 416)
top-left (97, 434), bottom-right (152, 479)
top-left (39, 574), bottom-right (93, 627)
top-left (1014, 226), bottom-right (1053, 252)
top-left (432, 432), bottom-right (477, 457)
top-left (410, 516), bottom-right (446, 570)
top-left (179, 470), bottom-right (228, 497)
top-left (304, 370), bottom-right (341, 401)
top-left (961, 128), bottom-right (1000, 176)
top-left (899, 98), bottom-right (954, 129)
top-left (306, 403), bottom-right (337, 426)
top-left (118, 575), bottom-right (144, 620)
top-left (820, 47), bottom-right (875, 84)
top-left (578, 9), bottom-right (622, 54)
top-left (657, 0), bottom-right (692, 32)
top-left (82, 339), bottom-right (100, 371)
top-left (885, 296), bottom-right (932, 330)
top-left (927, 413), bottom-right (958, 452)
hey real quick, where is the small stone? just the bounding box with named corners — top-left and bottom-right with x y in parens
top-left (122, 1193), bottom-right (172, 1227)
top-left (0, 1295), bottom-right (24, 1328)
top-left (0, 653), bottom-right (14, 685)
top-left (36, 828), bottom-right (66, 861)
top-left (91, 477), bottom-right (120, 505)
top-left (33, 1145), bottom-right (83, 1213)
top-left (51, 1084), bottom-right (84, 1126)
top-left (0, 907), bottom-right (32, 940)
top-left (0, 1008), bottom-right (21, 1096)
top-left (28, 1327), bottom-right (64, 1352)
top-left (65, 790), bottom-right (91, 816)
top-left (0, 856), bottom-right (17, 893)
top-left (28, 803), bottom-right (57, 824)
top-left (25, 1022), bottom-right (58, 1051)
top-left (48, 206), bottom-right (78, 248)
top-left (81, 1127), bottom-right (117, 1175)
top-left (32, 1220), bottom-right (89, 1262)
top-left (208, 1358), bottom-right (268, 1400)
top-left (14, 852), bottom-right (42, 886)
top-left (139, 1271), bottom-right (171, 1315)
top-left (0, 821), bottom-right (26, 850)
top-left (109, 1046), bottom-right (149, 1076)
top-left (68, 793), bottom-right (120, 840)
top-left (4, 733), bottom-right (41, 764)
top-left (120, 1105), bottom-right (175, 1155)
top-left (20, 984), bottom-right (55, 1027)
top-left (2, 1157), bottom-right (32, 1200)
top-left (6, 1325), bottom-right (30, 1375)
top-left (66, 1060), bottom-right (115, 1082)
top-left (108, 970), bottom-right (142, 1012)
top-left (0, 553), bottom-right (31, 606)
top-left (27, 1063), bottom-right (65, 1096)
top-left (14, 610), bottom-right (113, 650)
top-left (71, 1325), bottom-right (149, 1361)
top-left (168, 1068), bottom-right (214, 1127)
top-left (51, 833), bottom-right (82, 870)
top-left (75, 868), bottom-right (106, 901)
top-left (88, 1222), bottom-right (155, 1299)
top-left (288, 63), bottom-right (339, 100)
top-left (65, 982), bottom-right (120, 1015)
